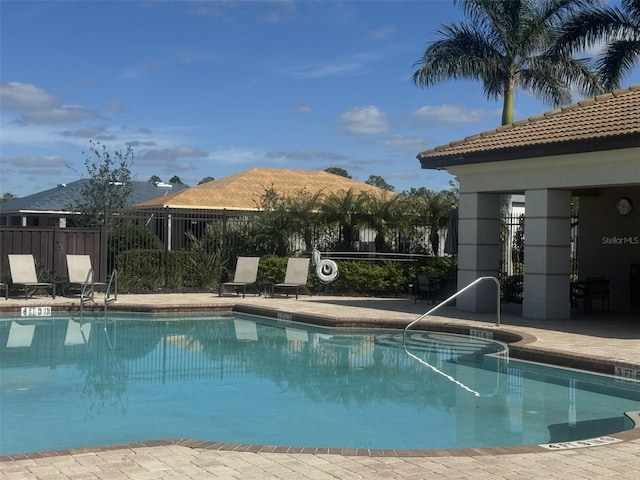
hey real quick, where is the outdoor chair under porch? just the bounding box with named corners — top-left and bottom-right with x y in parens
top-left (571, 277), bottom-right (610, 314)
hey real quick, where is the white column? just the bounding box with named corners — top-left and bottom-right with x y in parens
top-left (523, 189), bottom-right (571, 319)
top-left (457, 193), bottom-right (501, 312)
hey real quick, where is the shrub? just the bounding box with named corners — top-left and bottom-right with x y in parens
top-left (312, 260), bottom-right (407, 296)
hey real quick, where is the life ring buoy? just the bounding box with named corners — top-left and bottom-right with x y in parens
top-left (311, 248), bottom-right (321, 266)
top-left (316, 259), bottom-right (339, 284)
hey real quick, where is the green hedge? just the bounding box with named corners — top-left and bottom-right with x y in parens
top-left (116, 249), bottom-right (225, 291)
top-left (115, 250), bottom-right (457, 296)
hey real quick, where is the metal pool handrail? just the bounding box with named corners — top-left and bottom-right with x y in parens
top-left (403, 276), bottom-right (501, 345)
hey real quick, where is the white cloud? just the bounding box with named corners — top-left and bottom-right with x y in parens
top-left (266, 150), bottom-right (348, 161)
top-left (280, 53), bottom-right (376, 79)
top-left (1, 82), bottom-right (58, 110)
top-left (412, 105), bottom-right (493, 126)
top-left (294, 102), bottom-right (312, 114)
top-left (376, 135), bottom-right (429, 152)
top-left (139, 146), bottom-right (209, 163)
top-left (1, 154), bottom-right (68, 172)
top-left (370, 25), bottom-right (395, 41)
top-left (0, 82), bottom-right (99, 125)
top-left (340, 105), bottom-right (389, 134)
top-left (207, 148), bottom-right (262, 164)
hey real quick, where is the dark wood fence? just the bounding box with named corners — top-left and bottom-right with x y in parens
top-left (0, 226), bottom-right (106, 282)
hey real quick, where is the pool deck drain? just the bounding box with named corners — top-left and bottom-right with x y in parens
top-left (1, 293), bottom-right (639, 478)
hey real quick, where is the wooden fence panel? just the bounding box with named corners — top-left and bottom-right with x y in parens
top-left (0, 226), bottom-right (105, 282)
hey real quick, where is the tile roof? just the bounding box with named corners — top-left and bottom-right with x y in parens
top-left (0, 179), bottom-right (188, 213)
top-left (418, 84), bottom-right (640, 168)
top-left (134, 168), bottom-right (393, 210)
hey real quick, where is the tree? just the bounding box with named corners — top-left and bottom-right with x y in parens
top-left (74, 140), bottom-right (134, 226)
top-left (148, 175), bottom-right (162, 183)
top-left (320, 189), bottom-right (367, 250)
top-left (365, 175), bottom-right (395, 192)
top-left (404, 188), bottom-right (457, 255)
top-left (361, 191), bottom-right (403, 251)
top-left (198, 176), bottom-right (215, 185)
top-left (324, 167), bottom-right (351, 178)
top-left (169, 175), bottom-right (184, 184)
top-left (557, 0), bottom-right (640, 91)
top-left (0, 192), bottom-right (17, 204)
top-left (250, 186), bottom-right (293, 256)
top-left (286, 189), bottom-right (324, 253)
top-left (412, 0), bottom-right (603, 125)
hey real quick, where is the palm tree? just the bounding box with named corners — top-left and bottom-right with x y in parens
top-left (320, 189), bottom-right (367, 251)
top-left (412, 0), bottom-right (603, 125)
top-left (361, 191), bottom-right (402, 252)
top-left (286, 189), bottom-right (324, 253)
top-left (557, 0), bottom-right (640, 91)
top-left (404, 188), bottom-right (457, 255)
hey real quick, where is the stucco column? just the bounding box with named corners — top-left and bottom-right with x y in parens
top-left (457, 193), bottom-right (501, 312)
top-left (523, 189), bottom-right (571, 319)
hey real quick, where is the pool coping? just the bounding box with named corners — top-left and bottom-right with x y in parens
top-left (1, 301), bottom-right (639, 461)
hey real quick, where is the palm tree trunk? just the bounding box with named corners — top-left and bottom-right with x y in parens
top-left (502, 77), bottom-right (516, 125)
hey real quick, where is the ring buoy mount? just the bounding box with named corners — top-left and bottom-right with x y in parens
top-left (316, 259), bottom-right (338, 284)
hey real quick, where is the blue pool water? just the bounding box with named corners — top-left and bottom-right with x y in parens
top-left (1, 313), bottom-right (638, 455)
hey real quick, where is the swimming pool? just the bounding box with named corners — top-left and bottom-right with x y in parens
top-left (1, 313), bottom-right (638, 455)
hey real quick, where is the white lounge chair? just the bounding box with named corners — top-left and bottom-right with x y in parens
top-left (219, 257), bottom-right (260, 298)
top-left (8, 254), bottom-right (56, 299)
top-left (273, 258), bottom-right (311, 299)
top-left (66, 254), bottom-right (107, 301)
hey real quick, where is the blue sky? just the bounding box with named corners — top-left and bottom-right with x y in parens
top-left (2, 0), bottom-right (639, 197)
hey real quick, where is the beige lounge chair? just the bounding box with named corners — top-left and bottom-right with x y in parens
top-left (273, 258), bottom-right (311, 299)
top-left (66, 254), bottom-right (107, 300)
top-left (8, 254), bottom-right (56, 299)
top-left (219, 257), bottom-right (260, 298)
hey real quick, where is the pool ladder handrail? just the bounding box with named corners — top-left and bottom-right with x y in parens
top-left (402, 276), bottom-right (502, 397)
top-left (79, 269), bottom-right (118, 316)
top-left (79, 270), bottom-right (118, 348)
top-left (403, 276), bottom-right (501, 346)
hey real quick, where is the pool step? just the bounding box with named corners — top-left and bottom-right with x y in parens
top-left (375, 331), bottom-right (506, 357)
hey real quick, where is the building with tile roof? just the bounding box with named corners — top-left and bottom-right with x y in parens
top-left (418, 85), bottom-right (640, 319)
top-left (134, 167), bottom-right (393, 211)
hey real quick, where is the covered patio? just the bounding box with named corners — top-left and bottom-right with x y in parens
top-left (418, 85), bottom-right (640, 320)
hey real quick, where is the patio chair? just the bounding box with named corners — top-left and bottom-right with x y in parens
top-left (66, 254), bottom-right (107, 301)
top-left (414, 273), bottom-right (442, 304)
top-left (273, 258), bottom-right (311, 299)
top-left (219, 256), bottom-right (260, 298)
top-left (8, 254), bottom-right (56, 299)
top-left (571, 277), bottom-right (610, 314)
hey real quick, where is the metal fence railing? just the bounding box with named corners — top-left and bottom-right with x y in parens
top-left (1, 207), bottom-right (582, 298)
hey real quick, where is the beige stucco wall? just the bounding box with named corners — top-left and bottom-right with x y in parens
top-left (448, 147), bottom-right (640, 193)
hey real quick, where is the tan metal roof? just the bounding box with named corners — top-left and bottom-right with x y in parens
top-left (418, 84), bottom-right (640, 169)
top-left (134, 168), bottom-right (392, 210)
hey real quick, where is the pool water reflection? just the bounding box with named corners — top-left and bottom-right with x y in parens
top-left (1, 313), bottom-right (638, 455)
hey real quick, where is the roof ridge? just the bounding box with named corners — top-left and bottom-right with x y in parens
top-left (429, 84), bottom-right (640, 154)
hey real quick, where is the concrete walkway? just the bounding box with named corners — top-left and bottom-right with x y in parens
top-left (1, 293), bottom-right (639, 479)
